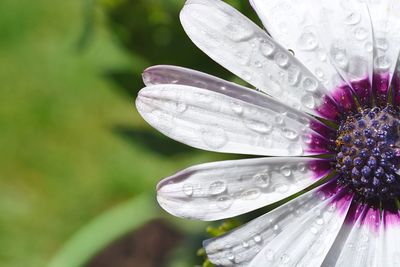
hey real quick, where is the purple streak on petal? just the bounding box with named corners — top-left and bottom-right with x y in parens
top-left (383, 209), bottom-right (400, 228)
top-left (344, 202), bottom-right (381, 232)
top-left (318, 179), bottom-right (354, 216)
top-left (310, 120), bottom-right (336, 140)
top-left (331, 84), bottom-right (357, 114)
top-left (305, 134), bottom-right (335, 154)
top-left (350, 76), bottom-right (372, 107)
top-left (392, 70), bottom-right (400, 106)
top-left (309, 159), bottom-right (333, 179)
top-left (372, 72), bottom-right (390, 107)
top-left (316, 95), bottom-right (340, 122)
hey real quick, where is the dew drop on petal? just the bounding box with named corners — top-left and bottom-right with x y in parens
top-left (287, 65), bottom-right (301, 85)
top-left (298, 32), bottom-right (318, 51)
top-left (283, 128), bottom-right (299, 140)
top-left (227, 251), bottom-right (235, 262)
top-left (274, 113), bottom-right (286, 125)
top-left (354, 27), bottom-right (368, 40)
top-left (241, 188), bottom-right (261, 200)
top-left (182, 184), bottom-right (193, 196)
top-left (260, 39), bottom-right (275, 57)
top-left (253, 235), bottom-right (262, 243)
top-left (301, 93), bottom-right (316, 109)
top-left (364, 41), bottom-right (373, 52)
top-left (274, 183), bottom-right (289, 193)
top-left (201, 126), bottom-right (228, 149)
top-left (230, 101), bottom-right (243, 115)
top-left (280, 254), bottom-right (290, 264)
top-left (274, 52), bottom-right (289, 68)
top-left (245, 120), bottom-right (273, 134)
top-left (216, 195), bottom-right (233, 210)
top-left (345, 12), bottom-right (361, 25)
top-left (265, 249), bottom-right (275, 261)
top-left (253, 172), bottom-right (271, 188)
top-left (374, 55), bottom-right (392, 71)
top-left (209, 181), bottom-right (227, 195)
top-left (297, 162), bottom-right (306, 172)
top-left (302, 77), bottom-right (318, 92)
top-left (280, 165), bottom-right (292, 177)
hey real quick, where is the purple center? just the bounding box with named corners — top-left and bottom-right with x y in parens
top-left (335, 106), bottom-right (400, 205)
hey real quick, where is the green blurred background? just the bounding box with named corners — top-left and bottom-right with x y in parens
top-left (0, 0), bottom-right (258, 266)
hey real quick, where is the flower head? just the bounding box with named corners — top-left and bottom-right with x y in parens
top-left (136, 0), bottom-right (400, 265)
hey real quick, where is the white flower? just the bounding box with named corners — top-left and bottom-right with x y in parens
top-left (136, 0), bottom-right (400, 266)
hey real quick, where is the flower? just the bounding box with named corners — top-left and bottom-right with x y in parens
top-left (135, 0), bottom-right (400, 265)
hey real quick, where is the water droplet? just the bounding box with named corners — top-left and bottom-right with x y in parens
top-left (274, 52), bottom-right (289, 68)
top-left (175, 102), bottom-right (187, 113)
top-left (182, 184), bottom-right (193, 196)
top-left (253, 235), bottom-right (262, 243)
top-left (328, 202), bottom-right (337, 212)
top-left (245, 120), bottom-right (273, 134)
top-left (242, 241), bottom-right (249, 248)
top-left (287, 65), bottom-right (301, 85)
top-left (297, 162), bottom-right (307, 172)
top-left (288, 143), bottom-right (304, 155)
top-left (280, 166), bottom-right (292, 177)
top-left (375, 55), bottom-right (391, 71)
top-left (260, 39), bottom-right (275, 57)
top-left (310, 226), bottom-right (319, 234)
top-left (265, 249), bottom-right (274, 261)
top-left (201, 126), bottom-right (228, 149)
top-left (298, 32), bottom-right (318, 50)
top-left (209, 181), bottom-right (226, 195)
top-left (216, 195), bottom-right (233, 210)
top-left (280, 253), bottom-right (290, 264)
top-left (274, 113), bottom-right (286, 125)
top-left (273, 224), bottom-right (280, 233)
top-left (253, 172), bottom-right (271, 188)
top-left (331, 46), bottom-right (349, 69)
top-left (376, 38), bottom-right (389, 51)
top-left (364, 41), bottom-right (373, 52)
top-left (227, 252), bottom-right (235, 261)
top-left (302, 77), bottom-right (318, 92)
top-left (316, 217), bottom-right (324, 225)
top-left (231, 101), bottom-right (243, 114)
top-left (315, 68), bottom-right (325, 79)
top-left (254, 60), bottom-right (263, 68)
top-left (345, 12), bottom-right (361, 25)
top-left (283, 128), bottom-right (299, 140)
top-left (354, 27), bottom-right (368, 40)
top-left (301, 93), bottom-right (316, 109)
top-left (241, 188), bottom-right (261, 200)
top-left (274, 183), bottom-right (289, 193)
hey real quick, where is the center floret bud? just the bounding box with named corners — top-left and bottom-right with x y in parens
top-left (335, 106), bottom-right (400, 205)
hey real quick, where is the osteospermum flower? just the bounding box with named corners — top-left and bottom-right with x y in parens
top-left (136, 0), bottom-right (400, 265)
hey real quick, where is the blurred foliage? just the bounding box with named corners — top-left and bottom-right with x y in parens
top-left (0, 0), bottom-right (259, 266)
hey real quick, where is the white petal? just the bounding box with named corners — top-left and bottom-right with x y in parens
top-left (180, 0), bottom-right (339, 119)
top-left (307, 0), bottom-right (373, 104)
top-left (367, 0), bottom-right (400, 76)
top-left (136, 84), bottom-right (332, 156)
top-left (250, 0), bottom-right (345, 93)
top-left (323, 205), bottom-right (380, 266)
top-left (204, 182), bottom-right (352, 266)
top-left (157, 157), bottom-right (332, 221)
top-left (252, 0), bottom-right (373, 106)
top-left (378, 211), bottom-right (400, 266)
top-left (367, 0), bottom-right (400, 104)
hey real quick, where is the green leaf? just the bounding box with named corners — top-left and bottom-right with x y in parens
top-left (47, 194), bottom-right (158, 267)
